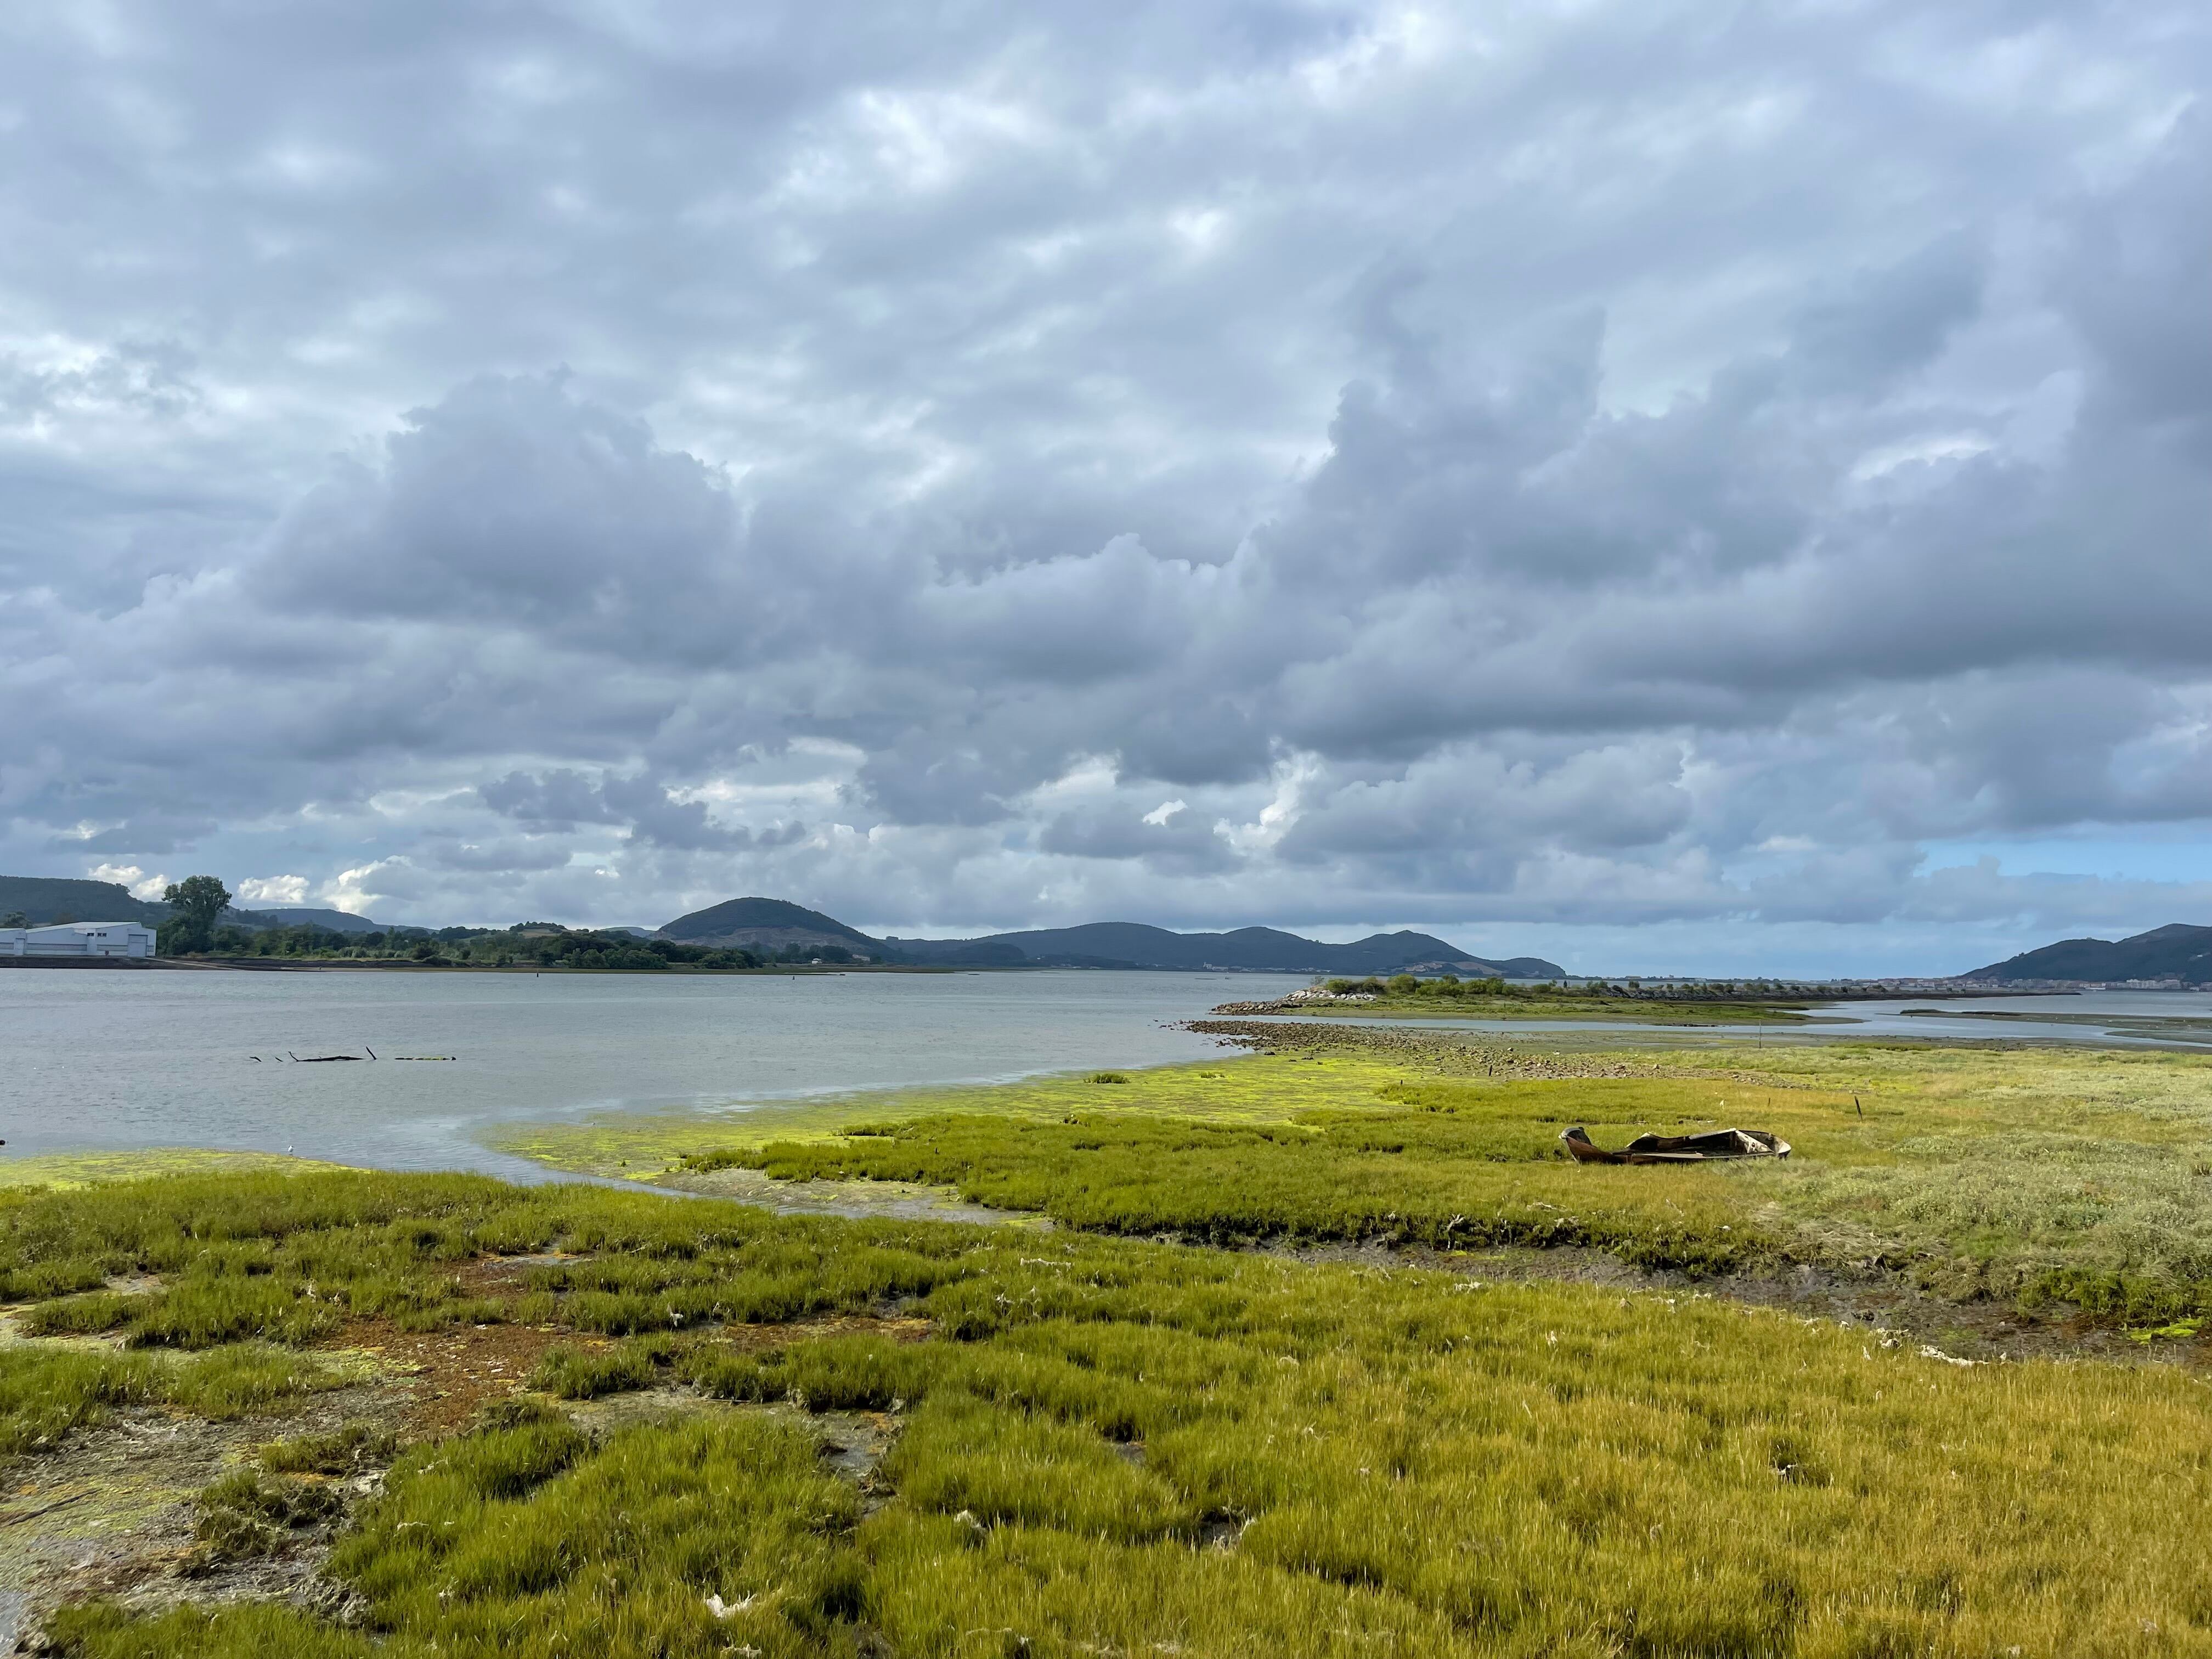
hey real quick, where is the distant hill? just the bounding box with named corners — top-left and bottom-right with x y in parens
top-left (658, 897), bottom-right (883, 956)
top-left (247, 906), bottom-right (386, 934)
top-left (656, 897), bottom-right (1564, 975)
top-left (882, 921), bottom-right (1558, 975)
top-left (0, 875), bottom-right (167, 925)
top-left (1965, 923), bottom-right (2212, 985)
top-left (0, 877), bottom-right (394, 934)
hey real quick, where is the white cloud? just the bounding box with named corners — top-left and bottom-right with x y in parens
top-left (87, 862), bottom-right (167, 900)
top-left (322, 860), bottom-right (416, 916)
top-left (236, 874), bottom-right (309, 905)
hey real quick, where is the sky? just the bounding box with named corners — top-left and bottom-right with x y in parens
top-left (4, 1), bottom-right (2211, 977)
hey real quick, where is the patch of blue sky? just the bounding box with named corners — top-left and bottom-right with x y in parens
top-left (1920, 834), bottom-right (2212, 885)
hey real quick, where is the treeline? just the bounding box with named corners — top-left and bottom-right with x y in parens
top-left (1322, 975), bottom-right (1820, 1001)
top-left (184, 921), bottom-right (838, 971)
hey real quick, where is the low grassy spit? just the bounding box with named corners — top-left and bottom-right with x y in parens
top-left (626, 1029), bottom-right (2212, 1323)
top-left (1271, 994), bottom-right (1814, 1024)
top-left (4, 1168), bottom-right (2212, 1654)
top-left (481, 1050), bottom-right (1439, 1180)
top-left (483, 1031), bottom-right (1689, 1183)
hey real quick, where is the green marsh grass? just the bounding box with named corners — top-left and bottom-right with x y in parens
top-left (529, 1334), bottom-right (679, 1398)
top-left (483, 1051), bottom-right (1425, 1178)
top-left (1680, 1041), bottom-right (2212, 1316)
top-left (258, 1421), bottom-right (394, 1474)
top-left (186, 1465), bottom-right (346, 1569)
top-left (684, 1074), bottom-right (1861, 1269)
top-left (22, 1045), bottom-right (2212, 1656)
top-left (0, 1341), bottom-right (336, 1453)
top-left (0, 1148), bottom-right (346, 1192)
top-left (32, 1178), bottom-right (2212, 1655)
top-left (0, 1346), bottom-right (161, 1454)
top-left (661, 1038), bottom-right (2212, 1317)
top-left (0, 1169), bottom-right (978, 1351)
top-left (54, 1410), bottom-right (873, 1659)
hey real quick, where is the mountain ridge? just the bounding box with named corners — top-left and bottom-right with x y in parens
top-left (1, 876), bottom-right (1563, 975)
top-left (654, 899), bottom-right (1562, 975)
top-left (877, 920), bottom-right (1561, 975)
top-left (1963, 922), bottom-right (2212, 984)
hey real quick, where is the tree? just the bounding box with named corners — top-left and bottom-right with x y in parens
top-left (159, 876), bottom-right (232, 955)
top-left (1, 911), bottom-right (26, 929)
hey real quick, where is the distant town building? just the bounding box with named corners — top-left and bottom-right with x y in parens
top-left (2, 921), bottom-right (156, 958)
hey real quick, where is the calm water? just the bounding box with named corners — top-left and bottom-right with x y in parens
top-left (1809, 991), bottom-right (2212, 1045)
top-left (1323, 991), bottom-right (2212, 1048)
top-left (0, 969), bottom-right (1305, 1177)
top-left (11, 973), bottom-right (2205, 1181)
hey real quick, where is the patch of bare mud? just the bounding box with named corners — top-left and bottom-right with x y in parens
top-left (320, 1318), bottom-right (589, 1436)
top-left (320, 1294), bottom-right (933, 1436)
top-left (0, 1383), bottom-right (404, 1650)
top-left (0, 1301), bottom-right (933, 1645)
top-left (0, 1314), bottom-right (120, 1356)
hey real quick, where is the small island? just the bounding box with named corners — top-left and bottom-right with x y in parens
top-left (1213, 973), bottom-right (1825, 1023)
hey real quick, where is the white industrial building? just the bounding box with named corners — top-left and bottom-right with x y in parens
top-left (2, 922), bottom-right (157, 958)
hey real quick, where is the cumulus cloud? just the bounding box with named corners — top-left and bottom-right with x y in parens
top-left (3, 2), bottom-right (2212, 972)
top-left (87, 863), bottom-right (168, 901)
top-left (236, 874), bottom-right (309, 905)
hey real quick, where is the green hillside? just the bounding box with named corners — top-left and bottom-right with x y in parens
top-left (1966, 922), bottom-right (2212, 983)
top-left (0, 876), bottom-right (165, 926)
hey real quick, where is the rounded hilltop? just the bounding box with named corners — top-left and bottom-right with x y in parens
top-left (655, 896), bottom-right (884, 960)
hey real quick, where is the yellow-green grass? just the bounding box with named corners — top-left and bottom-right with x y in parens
top-left (698, 1073), bottom-right (1864, 1271)
top-left (1679, 1041), bottom-right (2212, 1315)
top-left (0, 1342), bottom-right (343, 1454)
top-left (577, 1032), bottom-right (2212, 1319)
top-left (0, 1149), bottom-right (348, 1190)
top-left (0, 1169), bottom-right (989, 1348)
top-left (18, 1168), bottom-right (2212, 1657)
top-left (483, 1052), bottom-right (1421, 1179)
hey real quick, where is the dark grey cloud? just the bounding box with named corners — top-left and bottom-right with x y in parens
top-left (4, 1), bottom-right (2212, 972)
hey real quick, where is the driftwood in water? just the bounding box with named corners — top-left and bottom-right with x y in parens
top-left (1560, 1126), bottom-right (1790, 1164)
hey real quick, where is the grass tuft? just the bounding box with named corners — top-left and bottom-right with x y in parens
top-left (527, 1334), bottom-right (681, 1399)
top-left (258, 1421), bottom-right (394, 1475)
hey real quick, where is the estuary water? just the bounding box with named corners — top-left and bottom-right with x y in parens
top-left (12, 972), bottom-right (2204, 1181)
top-left (1315, 991), bottom-right (2212, 1049)
top-left (0, 968), bottom-right (1306, 1178)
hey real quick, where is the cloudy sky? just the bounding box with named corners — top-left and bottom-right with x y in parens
top-left (4, 1), bottom-right (2211, 975)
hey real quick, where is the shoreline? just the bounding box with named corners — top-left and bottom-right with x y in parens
top-left (0, 956), bottom-right (955, 975)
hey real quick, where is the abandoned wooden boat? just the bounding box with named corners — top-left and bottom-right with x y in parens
top-left (1559, 1125), bottom-right (1790, 1164)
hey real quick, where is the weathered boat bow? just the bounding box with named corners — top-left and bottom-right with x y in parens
top-left (1560, 1126), bottom-right (1791, 1164)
